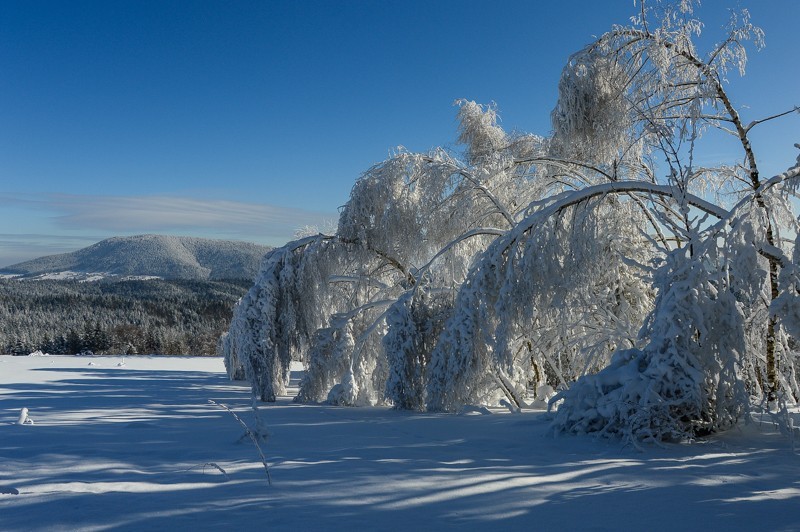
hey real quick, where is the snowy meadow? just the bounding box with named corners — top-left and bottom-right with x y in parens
top-left (2, 354), bottom-right (799, 531)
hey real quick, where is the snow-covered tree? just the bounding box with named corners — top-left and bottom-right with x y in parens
top-left (573, 0), bottom-right (800, 402)
top-left (221, 99), bottom-right (552, 405)
top-left (551, 234), bottom-right (748, 442)
top-left (425, 177), bottom-right (727, 413)
top-left (540, 0), bottom-right (799, 439)
top-left (224, 0), bottom-right (800, 443)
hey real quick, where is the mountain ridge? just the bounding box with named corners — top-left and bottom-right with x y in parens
top-left (0, 234), bottom-right (271, 281)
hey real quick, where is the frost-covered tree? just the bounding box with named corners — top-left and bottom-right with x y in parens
top-left (551, 233), bottom-right (748, 442)
top-left (558, 0), bottom-right (798, 402)
top-left (224, 235), bottom-right (347, 401)
top-left (223, 101), bottom-right (547, 405)
top-left (383, 286), bottom-right (454, 410)
top-left (224, 0), bottom-right (799, 443)
top-left (538, 0), bottom-right (799, 439)
top-left (430, 0), bottom-right (797, 429)
top-left (425, 177), bottom-right (728, 413)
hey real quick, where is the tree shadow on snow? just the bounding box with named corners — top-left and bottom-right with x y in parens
top-left (1, 366), bottom-right (799, 531)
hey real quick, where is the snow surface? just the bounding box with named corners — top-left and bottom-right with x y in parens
top-left (8, 270), bottom-right (163, 282)
top-left (1, 355), bottom-right (799, 531)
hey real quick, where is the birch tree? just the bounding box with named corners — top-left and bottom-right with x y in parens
top-left (222, 0), bottom-right (800, 442)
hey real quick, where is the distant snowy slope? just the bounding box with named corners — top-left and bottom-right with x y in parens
top-left (0, 235), bottom-right (271, 280)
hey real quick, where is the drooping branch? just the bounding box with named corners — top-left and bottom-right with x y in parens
top-left (413, 227), bottom-right (507, 285)
top-left (337, 236), bottom-right (415, 287)
top-left (514, 180), bottom-right (728, 238)
top-left (514, 156), bottom-right (615, 183)
top-left (420, 156), bottom-right (516, 227)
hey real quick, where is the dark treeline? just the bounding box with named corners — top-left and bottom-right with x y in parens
top-left (0, 278), bottom-right (252, 355)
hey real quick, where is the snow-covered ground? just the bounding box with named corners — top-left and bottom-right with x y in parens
top-left (1, 355), bottom-right (798, 531)
top-left (3, 270), bottom-right (163, 282)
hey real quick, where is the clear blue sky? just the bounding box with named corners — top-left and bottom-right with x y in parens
top-left (1, 0), bottom-right (798, 267)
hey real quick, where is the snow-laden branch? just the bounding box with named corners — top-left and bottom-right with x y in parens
top-left (419, 156), bottom-right (516, 227)
top-left (508, 181), bottom-right (728, 247)
top-left (413, 227), bottom-right (506, 284)
top-left (514, 156), bottom-right (615, 182)
top-left (328, 275), bottom-right (391, 291)
top-left (708, 164), bottom-right (800, 235)
top-left (330, 299), bottom-right (399, 325)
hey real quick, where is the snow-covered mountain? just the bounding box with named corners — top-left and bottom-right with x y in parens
top-left (0, 235), bottom-right (272, 281)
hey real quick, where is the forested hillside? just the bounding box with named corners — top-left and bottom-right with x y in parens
top-left (0, 278), bottom-right (251, 356)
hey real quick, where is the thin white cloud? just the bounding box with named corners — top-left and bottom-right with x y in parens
top-left (0, 233), bottom-right (104, 268)
top-left (24, 193), bottom-right (336, 238)
top-left (0, 194), bottom-right (338, 267)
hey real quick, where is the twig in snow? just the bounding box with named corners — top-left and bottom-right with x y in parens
top-left (209, 399), bottom-right (272, 486)
top-left (182, 462), bottom-right (230, 481)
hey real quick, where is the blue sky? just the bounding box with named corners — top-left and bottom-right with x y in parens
top-left (1, 0), bottom-right (798, 267)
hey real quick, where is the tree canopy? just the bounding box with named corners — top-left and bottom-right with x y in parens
top-left (222, 0), bottom-right (799, 444)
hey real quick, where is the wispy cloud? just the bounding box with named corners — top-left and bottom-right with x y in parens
top-left (50, 193), bottom-right (335, 236)
top-left (0, 194), bottom-right (338, 267)
top-left (3, 193), bottom-right (337, 238)
top-left (0, 233), bottom-right (105, 268)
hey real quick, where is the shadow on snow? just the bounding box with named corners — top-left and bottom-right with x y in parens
top-left (0, 362), bottom-right (798, 531)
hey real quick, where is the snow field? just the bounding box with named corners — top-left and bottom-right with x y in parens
top-left (1, 355), bottom-right (799, 531)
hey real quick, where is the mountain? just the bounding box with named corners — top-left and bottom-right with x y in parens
top-left (0, 235), bottom-right (272, 281)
